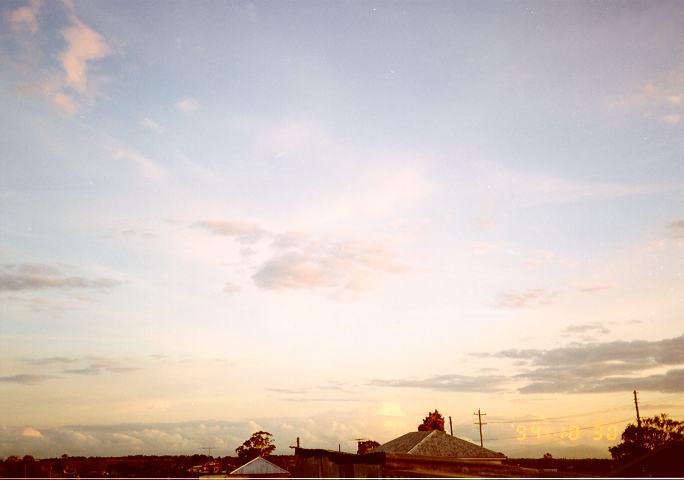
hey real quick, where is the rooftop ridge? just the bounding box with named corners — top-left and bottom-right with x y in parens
top-left (407, 429), bottom-right (438, 454)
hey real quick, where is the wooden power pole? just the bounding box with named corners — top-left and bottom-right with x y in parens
top-left (473, 409), bottom-right (487, 447)
top-left (449, 416), bottom-right (453, 436)
top-left (633, 390), bottom-right (642, 445)
top-left (633, 389), bottom-right (641, 429)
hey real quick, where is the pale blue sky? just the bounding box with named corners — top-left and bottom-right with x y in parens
top-left (1, 0), bottom-right (683, 458)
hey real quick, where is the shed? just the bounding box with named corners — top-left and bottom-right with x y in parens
top-left (229, 456), bottom-right (290, 478)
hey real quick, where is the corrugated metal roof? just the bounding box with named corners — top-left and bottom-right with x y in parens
top-left (229, 456), bottom-right (289, 475)
top-left (373, 430), bottom-right (506, 459)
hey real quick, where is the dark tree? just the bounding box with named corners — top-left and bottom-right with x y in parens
top-left (609, 413), bottom-right (684, 462)
top-left (357, 440), bottom-right (381, 455)
top-left (236, 431), bottom-right (276, 464)
top-left (418, 409), bottom-right (446, 431)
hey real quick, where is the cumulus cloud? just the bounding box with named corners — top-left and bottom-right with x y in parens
top-left (192, 218), bottom-right (407, 297)
top-left (7, 0), bottom-right (42, 34)
top-left (492, 288), bottom-right (557, 309)
top-left (177, 97), bottom-right (200, 113)
top-left (253, 239), bottom-right (406, 296)
top-left (21, 427), bottom-right (43, 438)
top-left (0, 374), bottom-right (57, 385)
top-left (0, 264), bottom-right (120, 292)
top-left (0, 421), bottom-right (253, 457)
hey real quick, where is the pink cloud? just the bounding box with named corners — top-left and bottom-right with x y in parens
top-left (60, 17), bottom-right (111, 94)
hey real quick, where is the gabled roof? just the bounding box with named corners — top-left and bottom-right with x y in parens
top-left (373, 430), bottom-right (506, 459)
top-left (229, 456), bottom-right (289, 475)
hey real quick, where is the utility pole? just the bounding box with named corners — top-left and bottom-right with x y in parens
top-left (288, 436), bottom-right (301, 450)
top-left (633, 389), bottom-right (641, 429)
top-left (634, 390), bottom-right (642, 445)
top-left (449, 416), bottom-right (454, 436)
top-left (473, 409), bottom-right (487, 447)
top-left (201, 446), bottom-right (215, 457)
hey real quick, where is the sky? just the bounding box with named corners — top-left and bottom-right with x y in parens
top-left (1, 0), bottom-right (683, 460)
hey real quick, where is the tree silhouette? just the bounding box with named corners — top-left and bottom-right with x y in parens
top-left (609, 413), bottom-right (684, 462)
top-left (357, 440), bottom-right (381, 454)
top-left (418, 409), bottom-right (445, 431)
top-left (236, 431), bottom-right (276, 464)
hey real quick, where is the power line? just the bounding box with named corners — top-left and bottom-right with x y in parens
top-left (487, 405), bottom-right (635, 424)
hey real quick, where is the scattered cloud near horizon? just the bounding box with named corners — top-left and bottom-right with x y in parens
top-left (0, 264), bottom-right (120, 292)
top-left (373, 334), bottom-right (684, 395)
top-left (668, 219), bottom-right (684, 238)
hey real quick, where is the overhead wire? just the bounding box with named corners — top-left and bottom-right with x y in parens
top-left (487, 417), bottom-right (635, 442)
top-left (487, 405), bottom-right (634, 424)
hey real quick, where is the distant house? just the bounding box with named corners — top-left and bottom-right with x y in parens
top-left (228, 456), bottom-right (290, 478)
top-left (295, 430), bottom-right (514, 477)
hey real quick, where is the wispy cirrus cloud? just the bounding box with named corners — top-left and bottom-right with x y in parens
top-left (492, 288), bottom-right (557, 309)
top-left (370, 373), bottom-right (509, 393)
top-left (25, 356), bottom-right (79, 366)
top-left (561, 322), bottom-right (610, 336)
top-left (0, 264), bottom-right (120, 292)
top-left (141, 117), bottom-right (164, 133)
top-left (193, 220), bottom-right (267, 244)
top-left (576, 284), bottom-right (612, 294)
top-left (111, 147), bottom-right (166, 181)
top-left (0, 374), bottom-right (57, 385)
